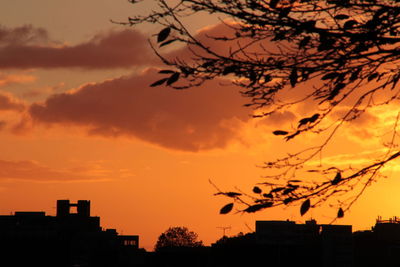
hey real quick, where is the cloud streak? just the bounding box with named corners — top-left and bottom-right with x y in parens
top-left (0, 159), bottom-right (109, 182)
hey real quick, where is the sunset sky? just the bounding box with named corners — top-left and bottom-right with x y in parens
top-left (1, 0), bottom-right (400, 250)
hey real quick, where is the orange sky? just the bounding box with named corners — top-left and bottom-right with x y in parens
top-left (1, 0), bottom-right (400, 251)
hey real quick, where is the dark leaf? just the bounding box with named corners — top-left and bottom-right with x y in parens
top-left (344, 20), bottom-right (358, 29)
top-left (270, 187), bottom-right (285, 193)
top-left (269, 0), bottom-right (280, 9)
top-left (299, 36), bottom-right (311, 48)
top-left (273, 130), bottom-right (289, 136)
top-left (226, 192), bottom-right (242, 197)
top-left (285, 131), bottom-right (300, 141)
top-left (222, 65), bottom-right (236, 75)
top-left (279, 7), bottom-right (291, 18)
top-left (298, 117), bottom-right (310, 127)
top-left (289, 68), bottom-right (298, 87)
top-left (283, 188), bottom-right (295, 195)
top-left (300, 199), bottom-right (311, 216)
top-left (331, 172), bottom-right (342, 185)
top-left (201, 61), bottom-right (215, 68)
top-left (166, 72), bottom-right (180, 86)
top-left (334, 14), bottom-right (350, 20)
top-left (283, 197), bottom-right (293, 205)
top-left (368, 72), bottom-right (379, 81)
top-left (253, 186), bottom-right (262, 194)
top-left (328, 83), bottom-right (345, 100)
top-left (308, 113), bottom-right (320, 123)
top-left (150, 78), bottom-right (168, 87)
top-left (350, 69), bottom-right (361, 81)
top-left (215, 191), bottom-right (242, 197)
top-left (220, 203), bottom-right (234, 214)
top-left (263, 193), bottom-right (273, 198)
top-left (159, 70), bottom-right (176, 74)
top-left (264, 74), bottom-right (272, 82)
top-left (302, 20), bottom-right (316, 31)
top-left (157, 27), bottom-right (171, 43)
top-left (160, 39), bottom-right (177, 47)
top-left (337, 207), bottom-right (344, 218)
top-left (244, 202), bottom-right (273, 213)
top-left (321, 72), bottom-right (339, 80)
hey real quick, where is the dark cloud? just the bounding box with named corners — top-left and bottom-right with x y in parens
top-left (29, 69), bottom-right (249, 151)
top-left (0, 25), bottom-right (156, 69)
top-left (0, 91), bottom-right (25, 112)
top-left (0, 25), bottom-right (49, 47)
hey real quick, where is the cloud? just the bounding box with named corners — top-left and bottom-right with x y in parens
top-left (0, 25), bottom-right (156, 69)
top-left (29, 69), bottom-right (249, 151)
top-left (0, 25), bottom-right (49, 47)
top-left (22, 82), bottom-right (65, 99)
top-left (0, 91), bottom-right (26, 112)
top-left (0, 73), bottom-right (37, 87)
top-left (0, 159), bottom-right (110, 182)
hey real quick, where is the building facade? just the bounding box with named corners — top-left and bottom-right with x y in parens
top-left (0, 200), bottom-right (139, 267)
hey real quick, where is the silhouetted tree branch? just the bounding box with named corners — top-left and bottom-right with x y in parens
top-left (124, 0), bottom-right (400, 218)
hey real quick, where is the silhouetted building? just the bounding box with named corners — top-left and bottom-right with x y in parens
top-left (0, 200), bottom-right (140, 267)
top-left (354, 216), bottom-right (400, 267)
top-left (255, 219), bottom-right (353, 267)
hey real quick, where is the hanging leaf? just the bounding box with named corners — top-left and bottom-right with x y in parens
top-left (331, 172), bottom-right (342, 185)
top-left (270, 187), bottom-right (285, 193)
top-left (334, 14), bottom-right (350, 20)
top-left (300, 199), bottom-right (311, 216)
top-left (298, 117), bottom-right (310, 127)
top-left (222, 65), bottom-right (237, 75)
top-left (321, 72), bottom-right (339, 80)
top-left (166, 72), bottom-right (180, 86)
top-left (150, 78), bottom-right (168, 87)
top-left (299, 36), bottom-right (311, 49)
top-left (337, 207), bottom-right (344, 218)
top-left (283, 188), bottom-right (296, 195)
top-left (327, 82), bottom-right (345, 100)
top-left (270, 0), bottom-right (280, 9)
top-left (308, 113), bottom-right (320, 123)
top-left (368, 72), bottom-right (379, 81)
top-left (159, 70), bottom-right (176, 74)
top-left (273, 130), bottom-right (289, 135)
top-left (344, 20), bottom-right (358, 29)
top-left (226, 192), bottom-right (242, 197)
top-left (284, 131), bottom-right (300, 141)
top-left (244, 202), bottom-right (273, 213)
top-left (349, 69), bottom-right (361, 81)
top-left (160, 39), bottom-right (178, 47)
top-left (283, 197), bottom-right (293, 205)
top-left (289, 68), bottom-right (298, 87)
top-left (220, 203), bottom-right (234, 214)
top-left (253, 186), bottom-right (262, 194)
top-left (157, 27), bottom-right (171, 43)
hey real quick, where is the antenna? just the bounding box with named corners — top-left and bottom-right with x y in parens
top-left (217, 226), bottom-right (231, 237)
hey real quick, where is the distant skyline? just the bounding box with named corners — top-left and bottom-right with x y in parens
top-left (1, 0), bottom-right (400, 251)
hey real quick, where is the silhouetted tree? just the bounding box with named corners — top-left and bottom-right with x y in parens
top-left (124, 0), bottom-right (400, 217)
top-left (154, 226), bottom-right (203, 251)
